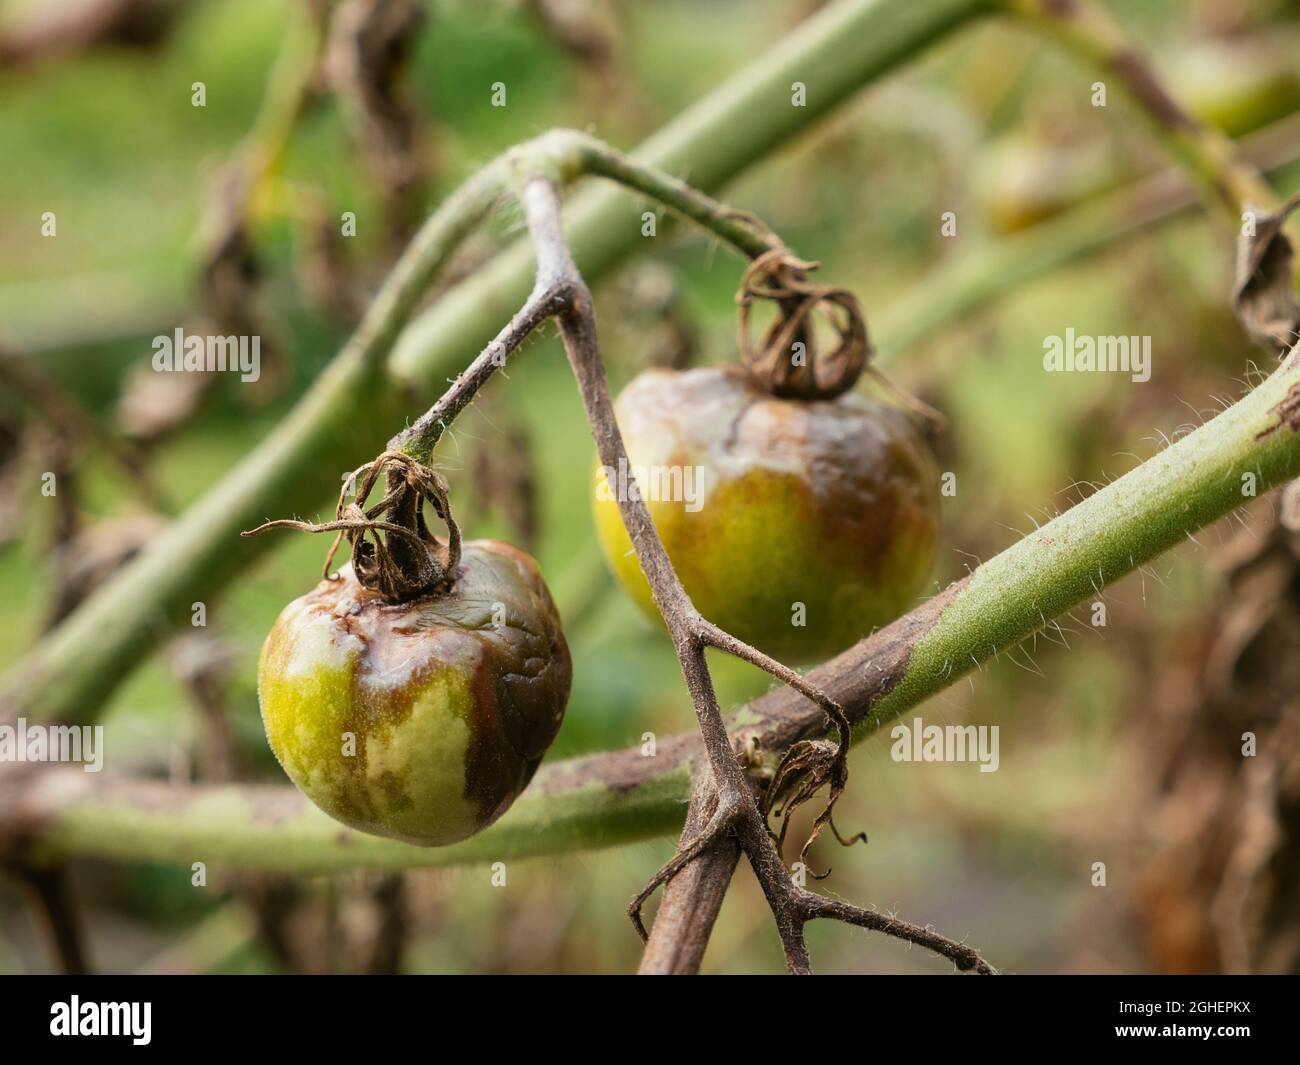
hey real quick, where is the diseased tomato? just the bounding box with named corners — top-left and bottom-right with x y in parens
top-left (593, 365), bottom-right (940, 663)
top-left (258, 539), bottom-right (571, 846)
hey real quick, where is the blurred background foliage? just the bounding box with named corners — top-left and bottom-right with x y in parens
top-left (3, 0), bottom-right (1300, 973)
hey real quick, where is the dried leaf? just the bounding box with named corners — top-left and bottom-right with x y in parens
top-left (1233, 190), bottom-right (1300, 357)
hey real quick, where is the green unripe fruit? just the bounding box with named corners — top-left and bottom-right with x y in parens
top-left (258, 539), bottom-right (571, 846)
top-left (593, 366), bottom-right (941, 664)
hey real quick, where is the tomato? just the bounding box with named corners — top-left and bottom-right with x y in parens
top-left (593, 365), bottom-right (940, 663)
top-left (258, 539), bottom-right (571, 846)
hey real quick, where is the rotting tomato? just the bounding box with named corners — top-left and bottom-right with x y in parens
top-left (258, 538), bottom-right (571, 847)
top-left (593, 364), bottom-right (940, 663)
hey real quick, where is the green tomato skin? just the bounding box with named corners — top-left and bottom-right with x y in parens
top-left (258, 539), bottom-right (571, 846)
top-left (594, 366), bottom-right (940, 664)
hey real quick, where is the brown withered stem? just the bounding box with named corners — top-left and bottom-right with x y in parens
top-left (522, 177), bottom-right (990, 974)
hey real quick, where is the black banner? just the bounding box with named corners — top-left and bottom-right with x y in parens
top-left (0, 975), bottom-right (1290, 1052)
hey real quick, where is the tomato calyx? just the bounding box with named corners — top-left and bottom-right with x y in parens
top-left (734, 248), bottom-right (947, 437)
top-left (735, 247), bottom-right (870, 401)
top-left (243, 449), bottom-right (462, 603)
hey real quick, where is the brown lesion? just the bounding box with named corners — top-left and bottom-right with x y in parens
top-left (466, 550), bottom-right (573, 825)
top-left (1262, 381), bottom-right (1300, 437)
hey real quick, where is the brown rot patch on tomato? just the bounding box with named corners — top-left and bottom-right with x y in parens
top-left (463, 646), bottom-right (510, 824)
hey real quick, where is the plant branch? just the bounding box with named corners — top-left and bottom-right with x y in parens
top-left (388, 281), bottom-right (570, 465)
top-left (384, 130), bottom-right (791, 466)
top-left (637, 761), bottom-right (741, 975)
top-left (575, 141), bottom-right (779, 259)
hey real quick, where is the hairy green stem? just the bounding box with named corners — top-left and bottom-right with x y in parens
top-left (11, 758), bottom-right (693, 874)
top-left (16, 350), bottom-right (1300, 871)
top-left (863, 357), bottom-right (1300, 728)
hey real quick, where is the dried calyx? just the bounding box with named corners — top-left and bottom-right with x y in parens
top-left (243, 449), bottom-right (461, 602)
top-left (736, 248), bottom-right (870, 401)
